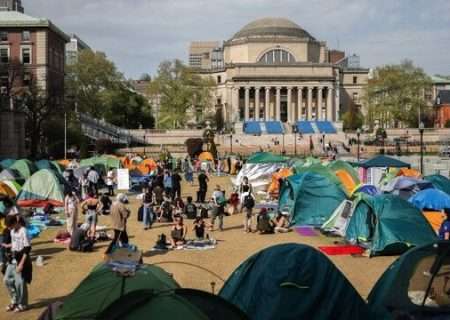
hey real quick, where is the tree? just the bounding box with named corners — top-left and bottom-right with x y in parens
top-left (0, 58), bottom-right (26, 111)
top-left (139, 73), bottom-right (152, 81)
top-left (342, 101), bottom-right (364, 131)
top-left (148, 59), bottom-right (214, 129)
top-left (365, 60), bottom-right (431, 129)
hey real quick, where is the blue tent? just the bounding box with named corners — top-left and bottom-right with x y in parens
top-left (409, 188), bottom-right (450, 211)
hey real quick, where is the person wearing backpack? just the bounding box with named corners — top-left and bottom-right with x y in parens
top-left (239, 176), bottom-right (253, 213)
top-left (242, 191), bottom-right (255, 233)
top-left (184, 196), bottom-right (197, 219)
top-left (210, 185), bottom-right (226, 231)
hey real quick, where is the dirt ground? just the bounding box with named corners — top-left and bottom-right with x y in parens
top-left (0, 175), bottom-right (397, 320)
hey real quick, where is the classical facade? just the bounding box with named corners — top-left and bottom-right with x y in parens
top-left (190, 17), bottom-right (369, 131)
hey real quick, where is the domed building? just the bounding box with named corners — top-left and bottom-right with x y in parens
top-left (189, 17), bottom-right (369, 133)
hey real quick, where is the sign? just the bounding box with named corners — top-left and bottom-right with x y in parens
top-left (117, 169), bottom-right (130, 190)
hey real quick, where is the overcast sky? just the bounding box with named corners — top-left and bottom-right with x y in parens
top-left (24, 0), bottom-right (450, 79)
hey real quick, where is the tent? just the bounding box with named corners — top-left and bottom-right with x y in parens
top-left (328, 160), bottom-right (360, 184)
top-left (345, 194), bottom-right (437, 255)
top-left (424, 174), bottom-right (450, 195)
top-left (320, 199), bottom-right (354, 236)
top-left (233, 162), bottom-right (285, 191)
top-left (80, 156), bottom-right (121, 171)
top-left (368, 241), bottom-right (450, 319)
top-left (57, 159), bottom-right (71, 168)
top-left (0, 158), bottom-right (15, 169)
top-left (278, 173), bottom-right (347, 226)
top-left (294, 163), bottom-right (342, 186)
top-left (409, 189), bottom-right (450, 211)
top-left (198, 151), bottom-right (214, 162)
top-left (0, 181), bottom-right (15, 198)
top-left (335, 169), bottom-right (358, 195)
top-left (135, 158), bottom-right (158, 175)
top-left (267, 168), bottom-right (293, 198)
top-left (2, 180), bottom-right (21, 196)
top-left (352, 184), bottom-right (379, 196)
top-left (17, 169), bottom-right (67, 207)
top-left (381, 176), bottom-right (433, 200)
top-left (358, 155), bottom-right (411, 169)
top-left (219, 243), bottom-right (372, 320)
top-left (10, 159), bottom-right (37, 179)
top-left (396, 168), bottom-right (421, 179)
top-left (422, 211), bottom-right (446, 233)
top-left (56, 263), bottom-right (248, 320)
top-left (0, 168), bottom-right (24, 185)
top-left (36, 159), bottom-right (63, 174)
top-left (246, 152), bottom-right (287, 164)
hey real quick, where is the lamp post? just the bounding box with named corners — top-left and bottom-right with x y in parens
top-left (292, 125), bottom-right (298, 156)
top-left (322, 133), bottom-right (325, 153)
top-left (356, 128), bottom-right (361, 162)
top-left (282, 132), bottom-right (285, 155)
top-left (419, 122), bottom-right (424, 174)
top-left (64, 111), bottom-right (67, 160)
top-left (230, 122), bottom-right (235, 154)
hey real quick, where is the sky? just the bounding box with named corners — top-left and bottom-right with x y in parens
top-left (24, 0), bottom-right (450, 79)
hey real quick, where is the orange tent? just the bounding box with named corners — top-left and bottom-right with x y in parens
top-left (121, 157), bottom-right (133, 169)
top-left (199, 152), bottom-right (214, 161)
top-left (136, 159), bottom-right (158, 175)
top-left (268, 168), bottom-right (293, 198)
top-left (423, 211), bottom-right (446, 233)
top-left (57, 159), bottom-right (70, 168)
top-left (396, 168), bottom-right (421, 179)
top-left (335, 169), bottom-right (357, 194)
top-left (0, 181), bottom-right (16, 198)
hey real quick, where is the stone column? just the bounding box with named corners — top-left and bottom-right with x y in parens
top-left (265, 87), bottom-right (270, 121)
top-left (327, 87), bottom-right (333, 121)
top-left (255, 87), bottom-right (260, 121)
top-left (307, 87), bottom-right (313, 120)
top-left (318, 87), bottom-right (323, 120)
top-left (232, 87), bottom-right (239, 122)
top-left (275, 87), bottom-right (281, 121)
top-left (297, 87), bottom-right (303, 121)
top-left (244, 87), bottom-right (250, 121)
top-left (287, 87), bottom-right (292, 123)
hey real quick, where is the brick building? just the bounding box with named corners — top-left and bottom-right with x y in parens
top-left (435, 90), bottom-right (450, 128)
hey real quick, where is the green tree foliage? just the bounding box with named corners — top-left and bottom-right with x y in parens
top-left (148, 59), bottom-right (214, 129)
top-left (342, 103), bottom-right (364, 131)
top-left (365, 60), bottom-right (431, 128)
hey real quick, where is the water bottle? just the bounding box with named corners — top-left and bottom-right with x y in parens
top-left (36, 255), bottom-right (44, 267)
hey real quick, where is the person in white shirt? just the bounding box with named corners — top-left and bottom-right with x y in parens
top-left (64, 191), bottom-right (80, 235)
top-left (2, 215), bottom-right (32, 312)
top-left (106, 169), bottom-right (115, 196)
top-left (87, 168), bottom-right (100, 196)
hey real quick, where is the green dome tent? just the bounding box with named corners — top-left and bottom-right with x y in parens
top-left (55, 263), bottom-right (248, 320)
top-left (246, 152), bottom-right (288, 164)
top-left (294, 163), bottom-right (342, 186)
top-left (278, 173), bottom-right (347, 226)
top-left (219, 243), bottom-right (372, 320)
top-left (35, 159), bottom-right (64, 175)
top-left (10, 159), bottom-right (37, 180)
top-left (17, 169), bottom-right (67, 208)
top-left (80, 156), bottom-right (122, 171)
top-left (0, 168), bottom-right (25, 185)
top-left (424, 174), bottom-right (450, 195)
top-left (345, 194), bottom-right (437, 256)
top-left (368, 241), bottom-right (450, 319)
top-left (0, 158), bottom-right (15, 169)
top-left (327, 160), bottom-right (360, 185)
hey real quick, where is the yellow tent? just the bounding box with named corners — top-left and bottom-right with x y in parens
top-left (268, 168), bottom-right (293, 198)
top-left (0, 181), bottom-right (16, 198)
top-left (198, 152), bottom-right (214, 161)
top-left (423, 211), bottom-right (446, 234)
top-left (335, 169), bottom-right (357, 194)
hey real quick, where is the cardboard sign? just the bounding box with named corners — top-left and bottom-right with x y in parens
top-left (117, 169), bottom-right (130, 190)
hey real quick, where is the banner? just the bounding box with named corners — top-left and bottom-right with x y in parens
top-left (117, 169), bottom-right (130, 190)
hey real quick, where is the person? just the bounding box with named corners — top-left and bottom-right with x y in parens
top-left (0, 199), bottom-right (7, 268)
top-left (271, 211), bottom-right (290, 233)
top-left (153, 184), bottom-right (164, 206)
top-left (184, 196), bottom-right (197, 219)
top-left (159, 193), bottom-right (174, 222)
top-left (87, 167), bottom-right (100, 196)
top-left (235, 160), bottom-right (242, 173)
top-left (210, 185), bottom-right (226, 231)
top-left (242, 191), bottom-right (255, 233)
top-left (64, 191), bottom-right (79, 235)
top-left (142, 192), bottom-right (153, 230)
top-left (99, 193), bottom-right (112, 216)
top-left (239, 176), bottom-right (253, 200)
top-left (171, 170), bottom-right (182, 199)
top-left (193, 216), bottom-right (207, 239)
top-left (197, 170), bottom-right (209, 203)
top-left (439, 208), bottom-right (450, 240)
top-left (170, 215), bottom-right (187, 248)
top-left (256, 208), bottom-right (274, 234)
top-left (163, 170), bottom-right (173, 197)
top-left (81, 192), bottom-right (101, 240)
top-left (3, 215), bottom-right (32, 312)
top-left (107, 194), bottom-right (131, 253)
top-left (79, 173), bottom-right (89, 200)
top-left (106, 169), bottom-right (115, 196)
top-left (173, 198), bottom-right (184, 216)
top-left (183, 158), bottom-right (194, 185)
top-left (228, 192), bottom-right (240, 215)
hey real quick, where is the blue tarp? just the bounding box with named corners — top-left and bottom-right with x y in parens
top-left (296, 121), bottom-right (315, 134)
top-left (315, 121), bottom-right (337, 134)
top-left (409, 188), bottom-right (450, 211)
top-left (354, 184), bottom-right (379, 196)
top-left (265, 121), bottom-right (284, 134)
top-left (243, 121), bottom-right (262, 135)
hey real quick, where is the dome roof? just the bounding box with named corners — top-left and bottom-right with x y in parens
top-left (232, 17), bottom-right (314, 40)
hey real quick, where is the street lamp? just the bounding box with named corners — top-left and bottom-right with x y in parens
top-left (292, 125), bottom-right (298, 156)
top-left (230, 122), bottom-right (235, 154)
top-left (356, 128), bottom-right (361, 162)
top-left (419, 122), bottom-right (424, 174)
top-left (282, 131), bottom-right (285, 155)
top-left (322, 133), bottom-right (325, 153)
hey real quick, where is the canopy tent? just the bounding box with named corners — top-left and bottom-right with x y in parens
top-left (396, 168), bottom-right (421, 179)
top-left (352, 184), bottom-right (379, 197)
top-left (233, 162), bottom-right (285, 191)
top-left (381, 176), bottom-right (433, 200)
top-left (0, 159), bottom-right (15, 169)
top-left (278, 173), bottom-right (347, 226)
top-left (327, 160), bottom-right (360, 184)
top-left (358, 155), bottom-right (411, 169)
top-left (219, 243), bottom-right (372, 320)
top-left (0, 181), bottom-right (15, 198)
top-left (409, 189), bottom-right (450, 211)
top-left (10, 159), bottom-right (37, 180)
top-left (267, 168), bottom-right (293, 198)
top-left (368, 241), bottom-right (450, 319)
top-left (246, 152), bottom-right (288, 164)
top-left (198, 151), bottom-right (214, 162)
top-left (345, 194), bottom-right (437, 256)
top-left (424, 174), bottom-right (450, 195)
top-left (0, 168), bottom-right (24, 185)
top-left (17, 169), bottom-right (67, 207)
top-left (56, 263), bottom-right (247, 320)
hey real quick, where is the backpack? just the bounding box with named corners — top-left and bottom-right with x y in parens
top-left (79, 239), bottom-right (94, 252)
top-left (216, 194), bottom-right (227, 206)
top-left (200, 207), bottom-right (209, 219)
top-left (243, 195), bottom-right (255, 209)
top-left (257, 215), bottom-right (274, 234)
top-left (154, 234), bottom-right (168, 250)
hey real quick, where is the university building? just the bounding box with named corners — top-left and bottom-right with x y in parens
top-left (189, 17), bottom-right (369, 133)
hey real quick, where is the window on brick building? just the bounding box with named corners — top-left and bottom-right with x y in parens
top-left (0, 47), bottom-right (9, 64)
top-left (23, 72), bottom-right (31, 86)
top-left (0, 32), bottom-right (7, 42)
top-left (22, 31), bottom-right (31, 41)
top-left (21, 47), bottom-right (31, 64)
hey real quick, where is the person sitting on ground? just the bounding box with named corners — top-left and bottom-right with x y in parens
top-left (81, 192), bottom-right (101, 240)
top-left (99, 192), bottom-right (112, 216)
top-left (174, 197), bottom-right (185, 216)
top-left (184, 196), bottom-right (197, 219)
top-left (256, 208), bottom-right (274, 234)
top-left (170, 215), bottom-right (187, 248)
top-left (271, 211), bottom-right (291, 233)
top-left (159, 193), bottom-right (174, 222)
top-left (193, 216), bottom-right (208, 240)
top-left (439, 208), bottom-right (450, 240)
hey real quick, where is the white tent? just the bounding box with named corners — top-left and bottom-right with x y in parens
top-left (320, 200), bottom-right (354, 237)
top-left (232, 163), bottom-right (284, 192)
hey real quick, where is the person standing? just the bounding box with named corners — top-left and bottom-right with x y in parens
top-left (107, 194), bottom-right (131, 253)
top-left (3, 215), bottom-right (32, 312)
top-left (87, 168), bottom-right (99, 197)
top-left (64, 191), bottom-right (79, 235)
top-left (183, 158), bottom-right (194, 185)
top-left (106, 169), bottom-right (115, 196)
top-left (197, 170), bottom-right (209, 203)
top-left (81, 192), bottom-right (101, 240)
top-left (239, 176), bottom-right (253, 213)
top-left (210, 185), bottom-right (226, 231)
top-left (439, 208), bottom-right (450, 240)
top-left (79, 173), bottom-right (89, 200)
top-left (142, 192), bottom-right (153, 230)
top-left (242, 191), bottom-right (255, 233)
top-left (171, 170), bottom-right (182, 199)
top-left (163, 170), bottom-right (173, 197)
